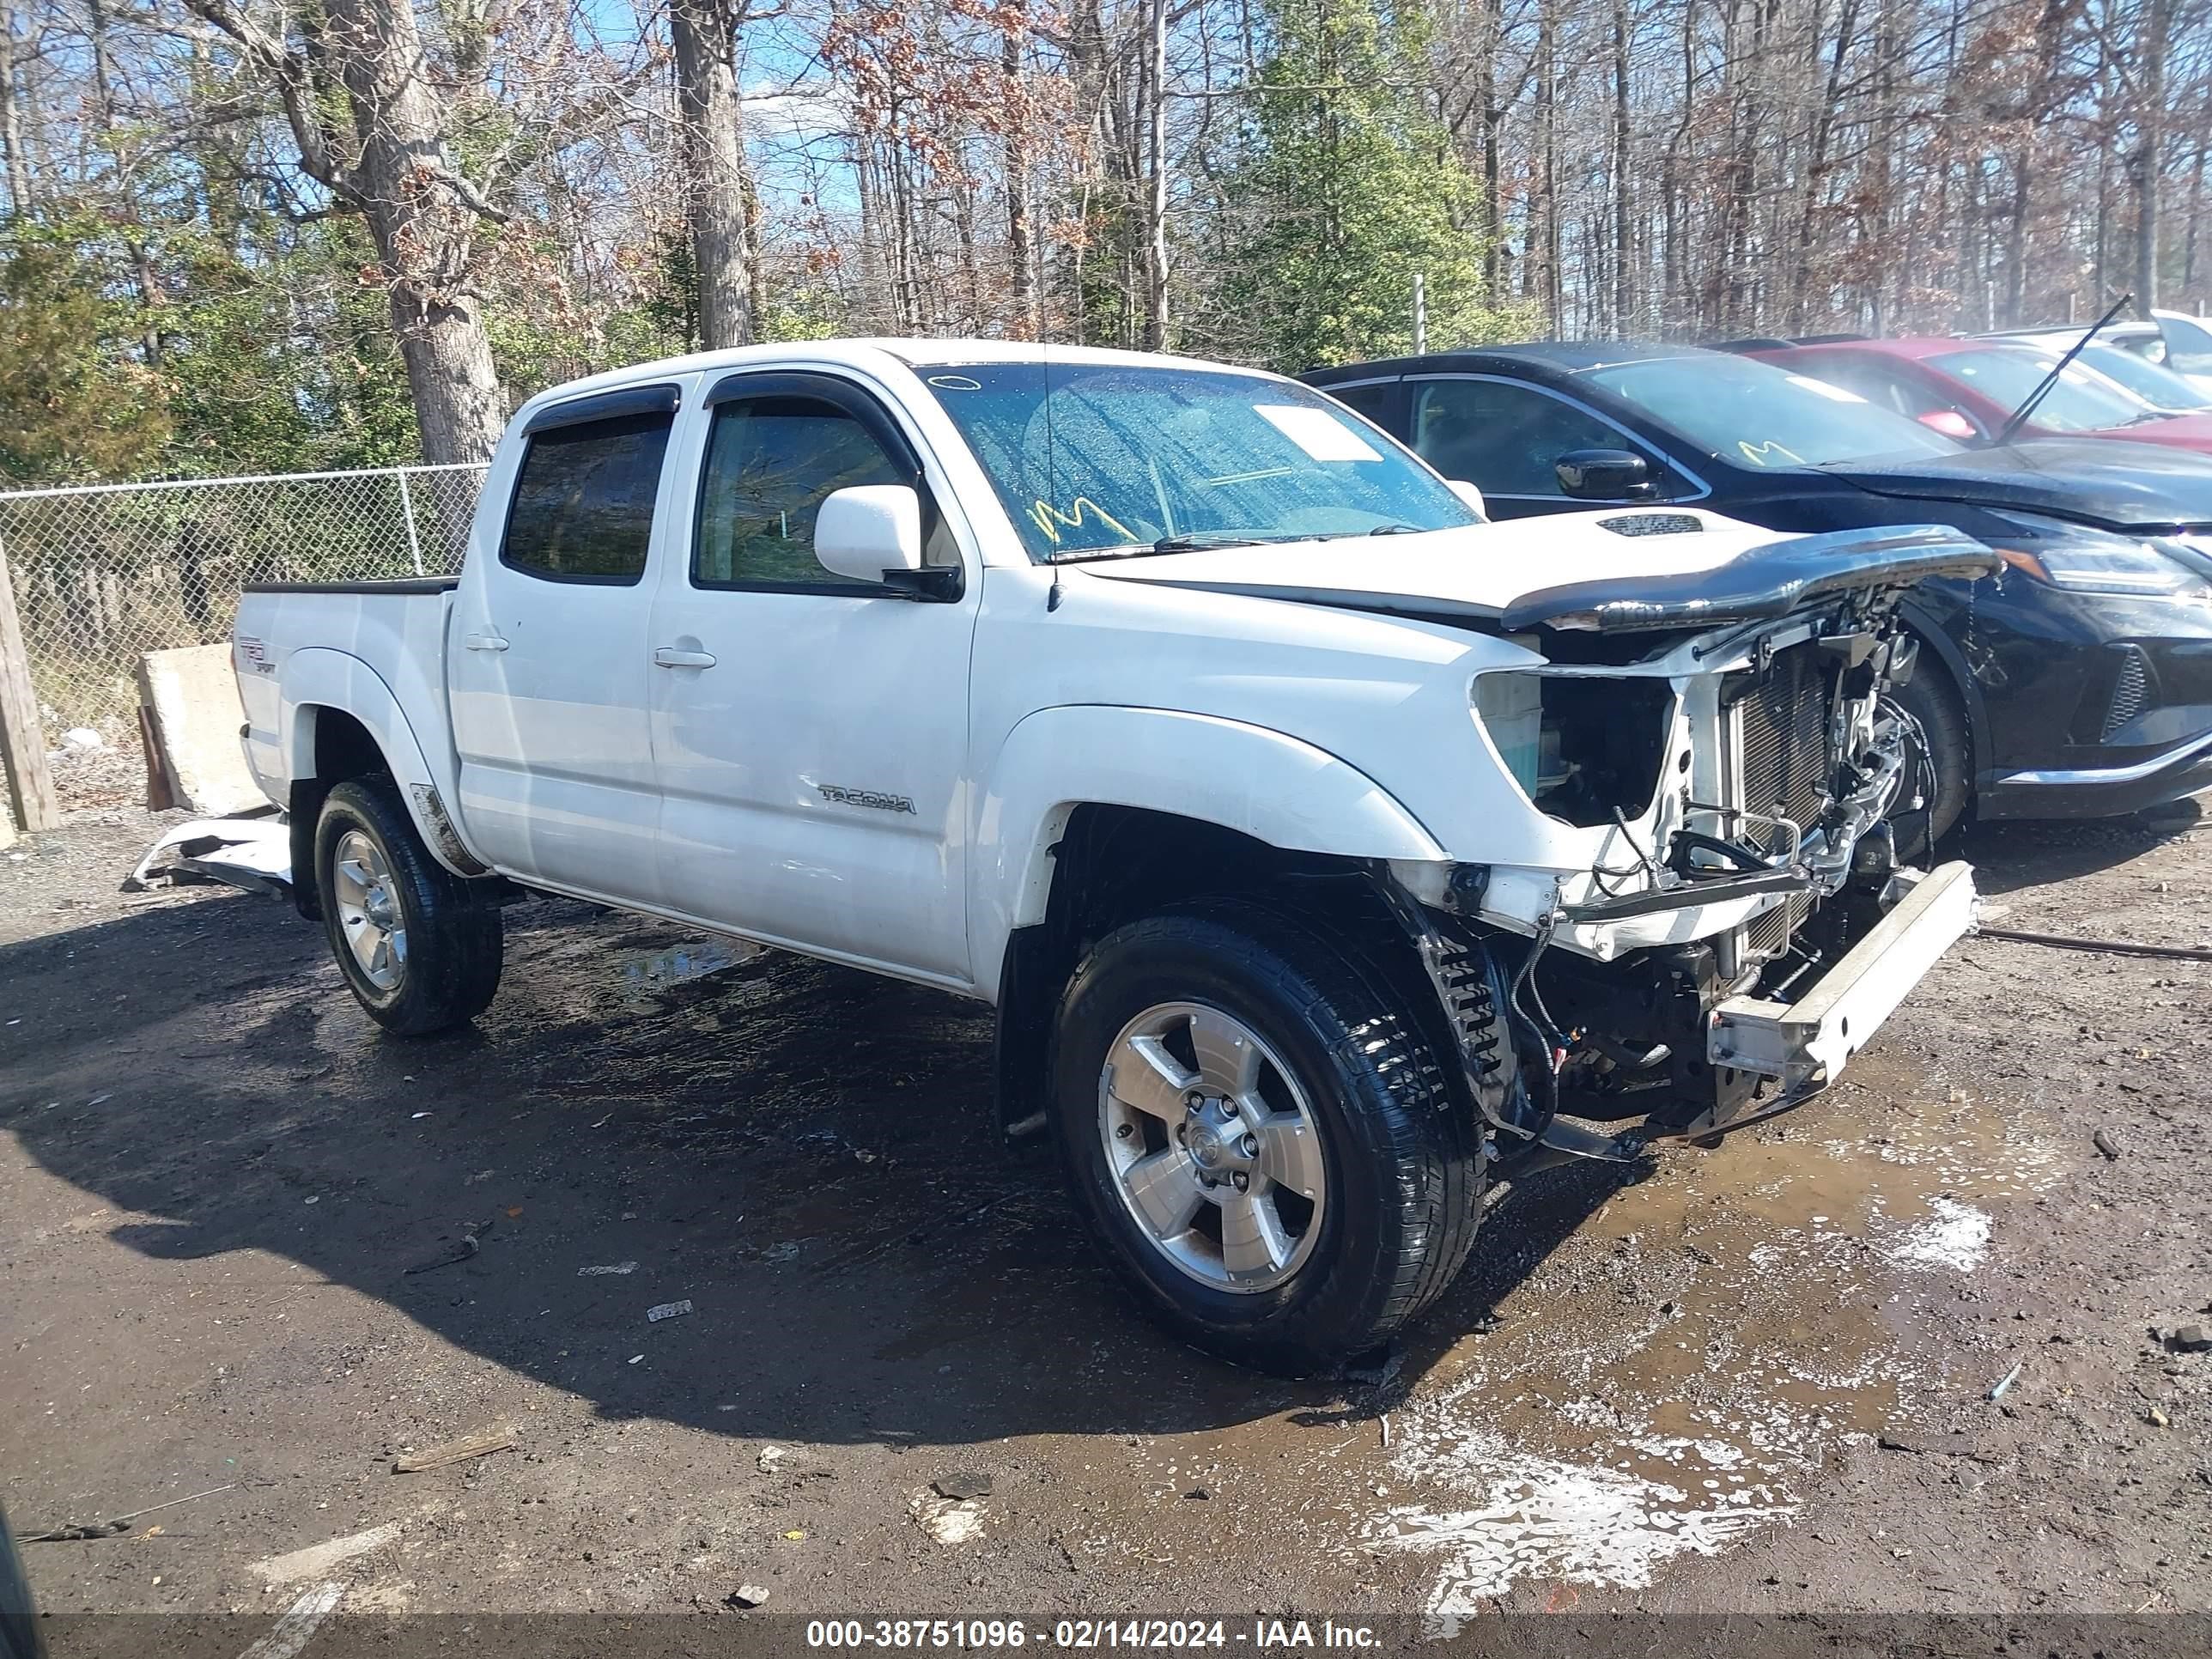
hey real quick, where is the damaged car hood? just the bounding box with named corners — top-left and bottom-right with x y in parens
top-left (1081, 510), bottom-right (1999, 633)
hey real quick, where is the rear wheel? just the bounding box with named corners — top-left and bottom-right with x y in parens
top-left (315, 777), bottom-right (503, 1035)
top-left (1049, 902), bottom-right (1483, 1374)
top-left (1894, 664), bottom-right (1970, 859)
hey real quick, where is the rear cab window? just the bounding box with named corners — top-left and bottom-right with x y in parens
top-left (501, 389), bottom-right (678, 584)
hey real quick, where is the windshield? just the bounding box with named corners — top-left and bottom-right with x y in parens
top-left (2072, 343), bottom-right (2212, 410)
top-left (915, 362), bottom-right (1478, 561)
top-left (1580, 354), bottom-right (1961, 468)
top-left (1926, 347), bottom-right (2153, 431)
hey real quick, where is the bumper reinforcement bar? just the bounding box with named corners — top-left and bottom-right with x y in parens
top-left (1706, 859), bottom-right (1978, 1093)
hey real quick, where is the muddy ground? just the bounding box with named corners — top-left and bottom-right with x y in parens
top-left (4, 758), bottom-right (2211, 1640)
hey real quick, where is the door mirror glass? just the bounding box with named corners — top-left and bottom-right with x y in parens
top-left (814, 485), bottom-right (924, 585)
top-left (1916, 409), bottom-right (1980, 441)
top-left (1554, 447), bottom-right (1655, 501)
top-left (1445, 479), bottom-right (1487, 520)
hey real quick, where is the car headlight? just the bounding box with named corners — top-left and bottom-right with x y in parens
top-left (1985, 510), bottom-right (2203, 597)
top-left (2151, 534), bottom-right (2212, 583)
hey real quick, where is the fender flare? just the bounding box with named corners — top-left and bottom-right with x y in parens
top-left (969, 705), bottom-right (1447, 1001)
top-left (280, 648), bottom-right (484, 878)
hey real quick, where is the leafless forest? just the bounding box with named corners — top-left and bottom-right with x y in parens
top-left (0, 0), bottom-right (2207, 469)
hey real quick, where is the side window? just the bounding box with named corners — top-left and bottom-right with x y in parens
top-left (501, 411), bottom-right (673, 585)
top-left (1322, 380), bottom-right (1396, 428)
top-left (1410, 379), bottom-right (1646, 497)
top-left (693, 396), bottom-right (919, 588)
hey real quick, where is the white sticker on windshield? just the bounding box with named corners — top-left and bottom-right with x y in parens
top-left (1254, 403), bottom-right (1384, 462)
top-left (1784, 373), bottom-right (1868, 404)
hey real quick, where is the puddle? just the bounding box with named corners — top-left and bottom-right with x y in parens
top-left (1360, 1081), bottom-right (2056, 1626)
top-left (617, 939), bottom-right (763, 997)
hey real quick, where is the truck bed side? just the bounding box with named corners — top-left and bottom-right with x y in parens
top-left (233, 578), bottom-right (483, 877)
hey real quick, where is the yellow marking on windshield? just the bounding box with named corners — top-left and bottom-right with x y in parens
top-left (1030, 496), bottom-right (1139, 544)
top-left (1736, 439), bottom-right (1807, 467)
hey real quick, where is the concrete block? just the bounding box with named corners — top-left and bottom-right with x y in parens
top-left (136, 642), bottom-right (261, 817)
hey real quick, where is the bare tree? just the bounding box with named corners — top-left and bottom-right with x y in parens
top-left (180, 0), bottom-right (509, 462)
top-left (672, 0), bottom-right (757, 349)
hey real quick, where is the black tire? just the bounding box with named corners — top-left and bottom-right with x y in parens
top-left (1894, 663), bottom-right (1971, 859)
top-left (315, 777), bottom-right (503, 1036)
top-left (1048, 901), bottom-right (1484, 1375)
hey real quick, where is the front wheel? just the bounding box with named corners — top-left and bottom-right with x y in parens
top-left (315, 777), bottom-right (504, 1035)
top-left (1049, 902), bottom-right (1484, 1374)
top-left (1893, 665), bottom-right (1970, 860)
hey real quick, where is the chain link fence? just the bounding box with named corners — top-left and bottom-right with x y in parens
top-left (0, 463), bottom-right (489, 735)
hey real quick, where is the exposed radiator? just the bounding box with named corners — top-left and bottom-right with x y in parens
top-left (1734, 645), bottom-right (1833, 958)
top-left (1735, 645), bottom-right (1832, 841)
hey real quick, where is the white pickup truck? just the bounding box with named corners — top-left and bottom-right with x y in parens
top-left (234, 339), bottom-right (1995, 1371)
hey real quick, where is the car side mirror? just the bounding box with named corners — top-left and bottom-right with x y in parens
top-left (1446, 479), bottom-right (1488, 520)
top-left (1916, 409), bottom-right (1980, 441)
top-left (1555, 448), bottom-right (1656, 501)
top-left (815, 484), bottom-right (925, 584)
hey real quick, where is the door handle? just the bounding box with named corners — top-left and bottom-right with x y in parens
top-left (464, 632), bottom-right (509, 653)
top-left (653, 647), bottom-right (718, 669)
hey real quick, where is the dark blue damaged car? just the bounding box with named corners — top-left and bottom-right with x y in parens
top-left (1307, 342), bottom-right (2212, 841)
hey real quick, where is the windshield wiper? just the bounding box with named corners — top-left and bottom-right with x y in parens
top-left (1048, 532), bottom-right (1268, 564)
top-left (1993, 291), bottom-right (2132, 445)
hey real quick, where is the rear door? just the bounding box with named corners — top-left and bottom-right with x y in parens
top-left (644, 368), bottom-right (981, 985)
top-left (448, 386), bottom-right (680, 901)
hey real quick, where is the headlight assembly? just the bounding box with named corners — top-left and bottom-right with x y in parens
top-left (1986, 511), bottom-right (2203, 597)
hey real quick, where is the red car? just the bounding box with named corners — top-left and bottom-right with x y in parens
top-left (1729, 335), bottom-right (2212, 456)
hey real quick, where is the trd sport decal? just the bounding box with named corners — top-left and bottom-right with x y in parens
top-left (818, 784), bottom-right (917, 815)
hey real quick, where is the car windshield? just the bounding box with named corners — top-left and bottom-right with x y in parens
top-left (2071, 343), bottom-right (2212, 411)
top-left (1580, 354), bottom-right (1961, 468)
top-left (915, 361), bottom-right (1479, 562)
top-left (1926, 347), bottom-right (2154, 431)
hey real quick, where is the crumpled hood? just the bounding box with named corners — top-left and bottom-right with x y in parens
top-left (1079, 508), bottom-right (1996, 633)
top-left (1831, 438), bottom-right (2212, 531)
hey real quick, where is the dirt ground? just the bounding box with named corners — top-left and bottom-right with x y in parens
top-left (4, 749), bottom-right (2211, 1641)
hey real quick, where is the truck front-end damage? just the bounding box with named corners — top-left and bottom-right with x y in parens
top-left (1382, 526), bottom-right (2000, 1170)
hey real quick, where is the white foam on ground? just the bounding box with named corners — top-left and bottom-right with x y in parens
top-left (1880, 1195), bottom-right (1992, 1272)
top-left (1366, 1418), bottom-right (1796, 1634)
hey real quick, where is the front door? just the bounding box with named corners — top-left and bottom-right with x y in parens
top-left (646, 370), bottom-right (980, 986)
top-left (1405, 375), bottom-right (1685, 520)
top-left (447, 386), bottom-right (679, 902)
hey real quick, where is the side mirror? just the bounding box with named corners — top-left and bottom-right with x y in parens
top-left (1555, 447), bottom-right (1656, 501)
top-left (1446, 479), bottom-right (1488, 520)
top-left (1916, 409), bottom-right (1980, 441)
top-left (814, 484), bottom-right (924, 585)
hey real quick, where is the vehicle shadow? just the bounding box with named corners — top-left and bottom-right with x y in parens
top-left (0, 890), bottom-right (1628, 1449)
top-left (1948, 798), bottom-right (2202, 898)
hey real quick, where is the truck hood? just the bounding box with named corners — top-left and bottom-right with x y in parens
top-left (1827, 438), bottom-right (2212, 532)
top-left (1080, 511), bottom-right (1997, 635)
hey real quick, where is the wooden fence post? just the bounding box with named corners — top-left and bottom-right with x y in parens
top-left (0, 538), bottom-right (62, 836)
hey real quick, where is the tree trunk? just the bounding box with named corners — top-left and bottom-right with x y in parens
top-left (671, 0), bottom-right (757, 351)
top-left (1611, 0), bottom-right (1632, 333)
top-left (1141, 0), bottom-right (1169, 350)
top-left (1004, 22), bottom-right (1038, 338)
top-left (1536, 0), bottom-right (1559, 329)
top-left (0, 7), bottom-right (33, 216)
top-left (2133, 0), bottom-right (2174, 310)
top-left (296, 0), bottom-right (506, 464)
